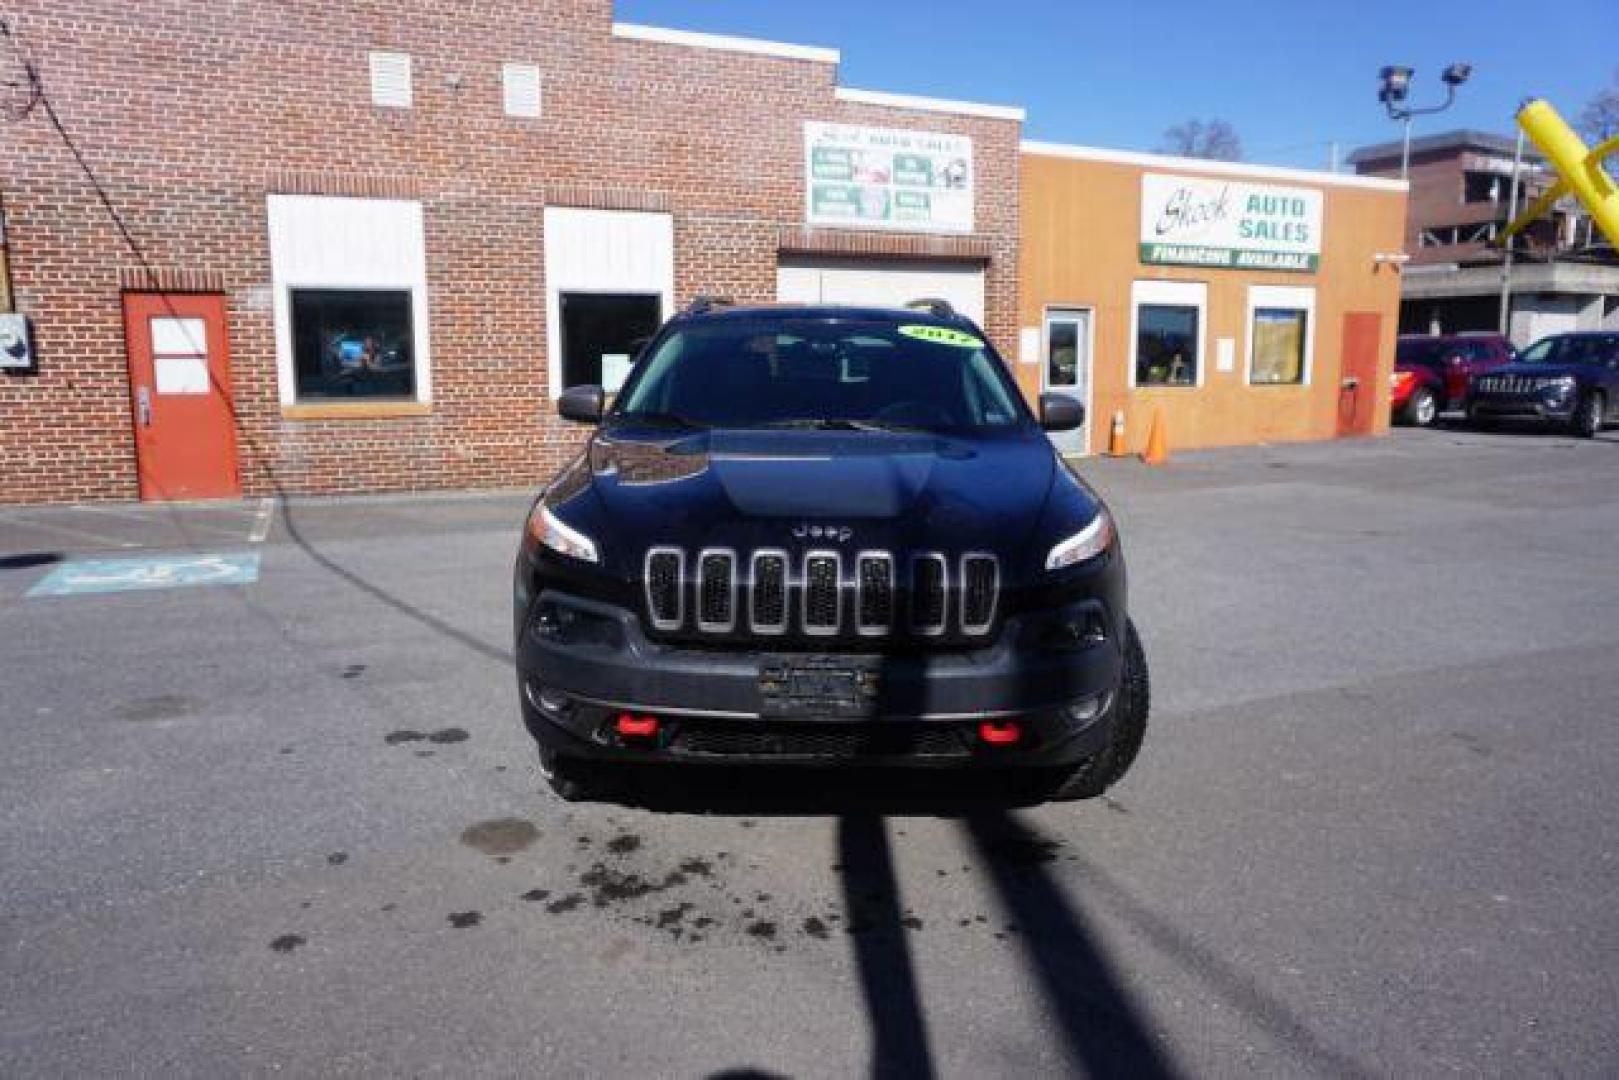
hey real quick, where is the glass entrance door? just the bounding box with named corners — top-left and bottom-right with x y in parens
top-left (1042, 308), bottom-right (1092, 455)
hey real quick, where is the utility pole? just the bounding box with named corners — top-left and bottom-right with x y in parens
top-left (1498, 127), bottom-right (1525, 337)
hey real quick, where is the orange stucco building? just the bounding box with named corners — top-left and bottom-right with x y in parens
top-left (1017, 143), bottom-right (1409, 455)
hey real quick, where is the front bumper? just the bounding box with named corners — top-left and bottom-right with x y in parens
top-left (1469, 391), bottom-right (1576, 421)
top-left (515, 589), bottom-right (1123, 767)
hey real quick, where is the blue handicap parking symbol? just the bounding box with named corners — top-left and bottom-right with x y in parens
top-left (27, 552), bottom-right (261, 598)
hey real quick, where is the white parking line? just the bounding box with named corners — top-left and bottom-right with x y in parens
top-left (250, 498), bottom-right (276, 543)
top-left (0, 512), bottom-right (140, 550)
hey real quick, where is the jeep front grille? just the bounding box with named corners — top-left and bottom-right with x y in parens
top-left (697, 549), bottom-right (736, 632)
top-left (803, 553), bottom-right (842, 635)
top-left (961, 554), bottom-right (999, 634)
top-left (641, 547), bottom-right (997, 640)
top-left (910, 554), bottom-right (948, 635)
top-left (750, 551), bottom-right (788, 633)
top-left (856, 553), bottom-right (894, 635)
top-left (645, 548), bottom-right (683, 630)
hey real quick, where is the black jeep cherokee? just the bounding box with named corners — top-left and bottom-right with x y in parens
top-left (513, 300), bottom-right (1148, 802)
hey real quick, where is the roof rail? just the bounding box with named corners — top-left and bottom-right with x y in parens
top-left (905, 297), bottom-right (956, 319)
top-left (685, 294), bottom-right (734, 315)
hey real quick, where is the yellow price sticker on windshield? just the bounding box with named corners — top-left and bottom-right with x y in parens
top-left (898, 325), bottom-right (984, 349)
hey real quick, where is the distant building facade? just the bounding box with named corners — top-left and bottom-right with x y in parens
top-left (1349, 130), bottom-right (1619, 345)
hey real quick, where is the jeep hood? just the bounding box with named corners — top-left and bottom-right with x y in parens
top-left (1486, 362), bottom-right (1582, 380)
top-left (578, 426), bottom-right (1057, 569)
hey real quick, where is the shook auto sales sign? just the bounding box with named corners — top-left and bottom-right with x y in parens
top-left (1139, 173), bottom-right (1323, 271)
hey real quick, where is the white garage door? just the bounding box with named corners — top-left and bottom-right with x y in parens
top-left (776, 256), bottom-right (986, 324)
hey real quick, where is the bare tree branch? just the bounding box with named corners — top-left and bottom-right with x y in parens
top-left (1577, 67), bottom-right (1619, 142)
top-left (1158, 118), bottom-right (1243, 161)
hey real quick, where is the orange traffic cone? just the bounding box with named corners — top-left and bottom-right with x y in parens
top-left (1141, 407), bottom-right (1169, 466)
top-left (1107, 409), bottom-right (1127, 456)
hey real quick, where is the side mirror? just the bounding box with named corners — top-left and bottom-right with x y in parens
top-left (558, 384), bottom-right (604, 425)
top-left (1039, 393), bottom-right (1085, 432)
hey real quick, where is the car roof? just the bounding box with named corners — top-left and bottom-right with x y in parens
top-left (1397, 332), bottom-right (1506, 342)
top-left (674, 301), bottom-right (973, 327)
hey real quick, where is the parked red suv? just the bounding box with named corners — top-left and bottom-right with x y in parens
top-left (1391, 333), bottom-right (1516, 427)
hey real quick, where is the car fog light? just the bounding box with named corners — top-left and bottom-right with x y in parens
top-left (526, 680), bottom-right (573, 718)
top-left (1064, 692), bottom-right (1112, 725)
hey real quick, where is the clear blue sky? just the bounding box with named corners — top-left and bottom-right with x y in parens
top-left (616, 0), bottom-right (1616, 169)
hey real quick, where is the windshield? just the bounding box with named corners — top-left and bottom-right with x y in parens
top-left (612, 317), bottom-right (1030, 433)
top-left (1396, 338), bottom-right (1450, 369)
top-left (1518, 334), bottom-right (1619, 365)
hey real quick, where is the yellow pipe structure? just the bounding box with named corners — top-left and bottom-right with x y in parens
top-left (1500, 99), bottom-right (1619, 248)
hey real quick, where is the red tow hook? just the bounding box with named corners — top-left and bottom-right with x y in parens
top-left (978, 721), bottom-right (1023, 747)
top-left (615, 713), bottom-right (661, 740)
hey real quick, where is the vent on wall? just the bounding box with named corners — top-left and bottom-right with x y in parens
top-left (502, 63), bottom-right (542, 119)
top-left (368, 51), bottom-right (413, 108)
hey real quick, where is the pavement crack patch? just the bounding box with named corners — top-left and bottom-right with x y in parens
top-left (460, 818), bottom-right (540, 857)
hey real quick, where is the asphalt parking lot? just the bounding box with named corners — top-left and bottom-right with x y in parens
top-left (3, 425), bottom-right (1618, 1077)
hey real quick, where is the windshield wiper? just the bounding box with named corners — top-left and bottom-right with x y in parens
top-left (753, 417), bottom-right (925, 433)
top-left (616, 410), bottom-right (708, 430)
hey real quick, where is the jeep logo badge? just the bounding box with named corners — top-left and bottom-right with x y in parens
top-left (793, 524), bottom-right (853, 542)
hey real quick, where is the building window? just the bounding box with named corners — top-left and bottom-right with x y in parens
top-left (1463, 171), bottom-right (1502, 204)
top-left (267, 195), bottom-right (431, 409)
top-left (368, 51), bottom-right (413, 108)
top-left (1246, 285), bottom-right (1315, 386)
top-left (1136, 305), bottom-right (1200, 386)
top-left (560, 293), bottom-right (661, 393)
top-left (290, 289), bottom-right (416, 400)
top-left (1251, 310), bottom-right (1307, 384)
top-left (543, 207), bottom-right (674, 400)
top-left (1131, 280), bottom-right (1205, 388)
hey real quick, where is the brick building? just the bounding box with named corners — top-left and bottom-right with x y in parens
top-left (0, 1), bottom-right (1023, 502)
top-left (1349, 130), bottom-right (1619, 343)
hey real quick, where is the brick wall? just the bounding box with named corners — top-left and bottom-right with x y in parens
top-left (0, 0), bottom-right (1020, 502)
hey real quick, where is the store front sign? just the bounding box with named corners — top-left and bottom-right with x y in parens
top-left (1139, 173), bottom-right (1322, 272)
top-left (805, 122), bottom-right (974, 234)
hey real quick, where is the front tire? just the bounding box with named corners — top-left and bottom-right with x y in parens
top-left (1403, 387), bottom-right (1438, 428)
top-left (537, 746), bottom-right (605, 803)
top-left (1572, 392), bottom-right (1604, 439)
top-left (1046, 619), bottom-right (1150, 801)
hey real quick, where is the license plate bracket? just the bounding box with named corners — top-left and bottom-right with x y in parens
top-left (759, 656), bottom-right (881, 718)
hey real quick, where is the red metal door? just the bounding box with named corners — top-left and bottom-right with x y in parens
top-left (121, 292), bottom-right (241, 500)
top-left (1337, 312), bottom-right (1383, 438)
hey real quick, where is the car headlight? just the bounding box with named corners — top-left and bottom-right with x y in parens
top-left (1046, 509), bottom-right (1114, 571)
top-left (527, 503), bottom-right (599, 563)
top-left (1544, 375), bottom-right (1577, 393)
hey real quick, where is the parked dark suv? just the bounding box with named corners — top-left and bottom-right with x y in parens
top-left (1391, 333), bottom-right (1514, 427)
top-left (513, 300), bottom-right (1148, 803)
top-left (1467, 331), bottom-right (1619, 438)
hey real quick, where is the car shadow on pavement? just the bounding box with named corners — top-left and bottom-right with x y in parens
top-left (588, 763), bottom-right (1049, 817)
top-left (963, 811), bottom-right (1180, 1079)
top-left (1431, 418), bottom-right (1619, 444)
top-left (838, 814), bottom-right (938, 1079)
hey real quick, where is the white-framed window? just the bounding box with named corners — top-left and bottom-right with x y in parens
top-left (368, 51), bottom-right (413, 108)
top-left (1246, 284), bottom-right (1316, 386)
top-left (542, 208), bottom-right (674, 400)
top-left (502, 63), bottom-right (542, 119)
top-left (266, 195), bottom-right (432, 406)
top-left (1130, 280), bottom-right (1207, 388)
